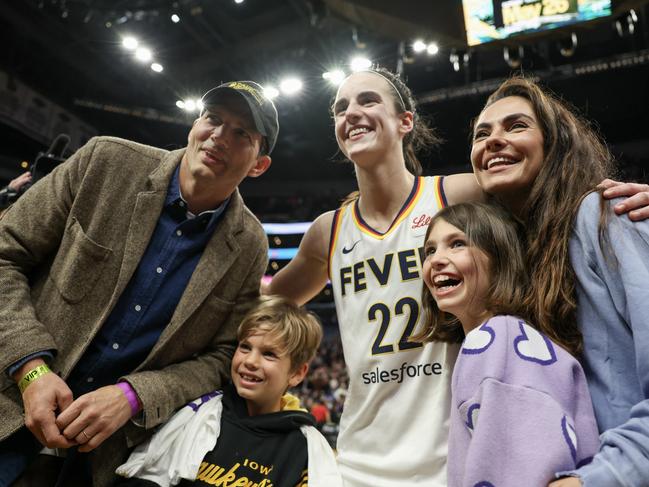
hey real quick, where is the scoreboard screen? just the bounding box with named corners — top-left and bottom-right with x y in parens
top-left (463, 0), bottom-right (612, 46)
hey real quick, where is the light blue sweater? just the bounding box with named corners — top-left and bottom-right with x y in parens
top-left (567, 192), bottom-right (649, 486)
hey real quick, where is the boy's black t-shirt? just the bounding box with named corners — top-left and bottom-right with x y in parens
top-left (179, 385), bottom-right (314, 487)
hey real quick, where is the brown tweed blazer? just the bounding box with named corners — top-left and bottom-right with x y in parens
top-left (0, 136), bottom-right (268, 485)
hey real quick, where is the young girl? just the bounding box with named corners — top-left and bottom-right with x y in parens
top-left (418, 202), bottom-right (599, 487)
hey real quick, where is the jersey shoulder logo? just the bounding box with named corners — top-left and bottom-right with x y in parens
top-left (342, 240), bottom-right (361, 254)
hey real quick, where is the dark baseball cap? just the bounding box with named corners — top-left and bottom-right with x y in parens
top-left (201, 81), bottom-right (279, 154)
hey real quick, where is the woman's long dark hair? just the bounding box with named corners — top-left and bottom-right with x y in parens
top-left (475, 77), bottom-right (615, 356)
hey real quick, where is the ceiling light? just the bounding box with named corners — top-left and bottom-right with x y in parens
top-left (184, 99), bottom-right (196, 112)
top-left (134, 47), bottom-right (152, 62)
top-left (171, 14), bottom-right (180, 23)
top-left (350, 56), bottom-right (372, 72)
top-left (122, 36), bottom-right (138, 50)
top-left (150, 63), bottom-right (163, 72)
top-left (234, 0), bottom-right (244, 3)
top-left (323, 69), bottom-right (346, 85)
top-left (279, 78), bottom-right (303, 95)
top-left (176, 100), bottom-right (186, 109)
top-left (263, 85), bottom-right (280, 100)
top-left (427, 43), bottom-right (439, 55)
top-left (413, 40), bottom-right (426, 53)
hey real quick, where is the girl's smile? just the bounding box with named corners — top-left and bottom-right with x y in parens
top-left (423, 219), bottom-right (492, 334)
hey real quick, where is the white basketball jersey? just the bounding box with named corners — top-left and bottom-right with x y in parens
top-left (329, 176), bottom-right (459, 487)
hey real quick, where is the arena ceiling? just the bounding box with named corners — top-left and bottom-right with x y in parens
top-left (1, 0), bottom-right (649, 197)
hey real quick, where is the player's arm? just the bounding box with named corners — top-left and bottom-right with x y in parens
top-left (443, 173), bottom-right (486, 206)
top-left (442, 172), bottom-right (649, 218)
top-left (265, 211), bottom-right (334, 306)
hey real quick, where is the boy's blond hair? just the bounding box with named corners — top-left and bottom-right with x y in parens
top-left (237, 295), bottom-right (323, 371)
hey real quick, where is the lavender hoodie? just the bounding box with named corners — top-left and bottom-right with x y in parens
top-left (447, 315), bottom-right (599, 487)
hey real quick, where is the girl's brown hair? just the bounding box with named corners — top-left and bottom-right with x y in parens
top-left (416, 202), bottom-right (529, 343)
top-left (474, 76), bottom-right (615, 355)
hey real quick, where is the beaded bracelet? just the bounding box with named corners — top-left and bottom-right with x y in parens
top-left (18, 364), bottom-right (51, 394)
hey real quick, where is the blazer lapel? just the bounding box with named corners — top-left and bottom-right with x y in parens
top-left (154, 190), bottom-right (245, 343)
top-left (108, 149), bottom-right (184, 308)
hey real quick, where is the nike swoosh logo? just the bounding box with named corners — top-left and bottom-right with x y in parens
top-left (342, 240), bottom-right (361, 254)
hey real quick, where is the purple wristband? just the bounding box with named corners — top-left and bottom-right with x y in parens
top-left (116, 381), bottom-right (142, 416)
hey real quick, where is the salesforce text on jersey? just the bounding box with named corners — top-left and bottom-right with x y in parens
top-left (362, 361), bottom-right (442, 385)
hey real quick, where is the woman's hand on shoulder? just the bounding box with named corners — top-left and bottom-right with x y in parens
top-left (599, 178), bottom-right (649, 221)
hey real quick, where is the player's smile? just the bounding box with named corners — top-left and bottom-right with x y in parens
top-left (333, 72), bottom-right (409, 164)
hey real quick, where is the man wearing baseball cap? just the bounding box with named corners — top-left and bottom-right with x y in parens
top-left (0, 81), bottom-right (278, 486)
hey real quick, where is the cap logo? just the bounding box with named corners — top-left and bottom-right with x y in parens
top-left (227, 81), bottom-right (264, 105)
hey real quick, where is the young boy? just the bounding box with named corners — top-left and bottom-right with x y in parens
top-left (115, 296), bottom-right (342, 487)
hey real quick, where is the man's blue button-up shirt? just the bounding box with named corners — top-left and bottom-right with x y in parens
top-left (67, 166), bottom-right (229, 396)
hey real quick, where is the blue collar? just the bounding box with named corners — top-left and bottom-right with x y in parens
top-left (165, 165), bottom-right (230, 228)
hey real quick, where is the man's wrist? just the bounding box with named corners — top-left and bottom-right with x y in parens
top-left (116, 381), bottom-right (142, 416)
top-left (8, 351), bottom-right (54, 379)
top-left (13, 357), bottom-right (48, 383)
top-left (17, 363), bottom-right (52, 394)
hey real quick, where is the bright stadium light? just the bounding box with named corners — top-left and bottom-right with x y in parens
top-left (350, 56), bottom-right (372, 72)
top-left (427, 42), bottom-right (439, 55)
top-left (263, 85), bottom-right (280, 100)
top-left (134, 47), bottom-right (152, 62)
top-left (171, 14), bottom-right (180, 23)
top-left (184, 99), bottom-right (196, 112)
top-left (413, 40), bottom-right (427, 53)
top-left (122, 36), bottom-right (138, 50)
top-left (279, 77), bottom-right (303, 95)
top-left (323, 69), bottom-right (346, 86)
top-left (176, 100), bottom-right (186, 109)
top-left (150, 63), bottom-right (163, 72)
